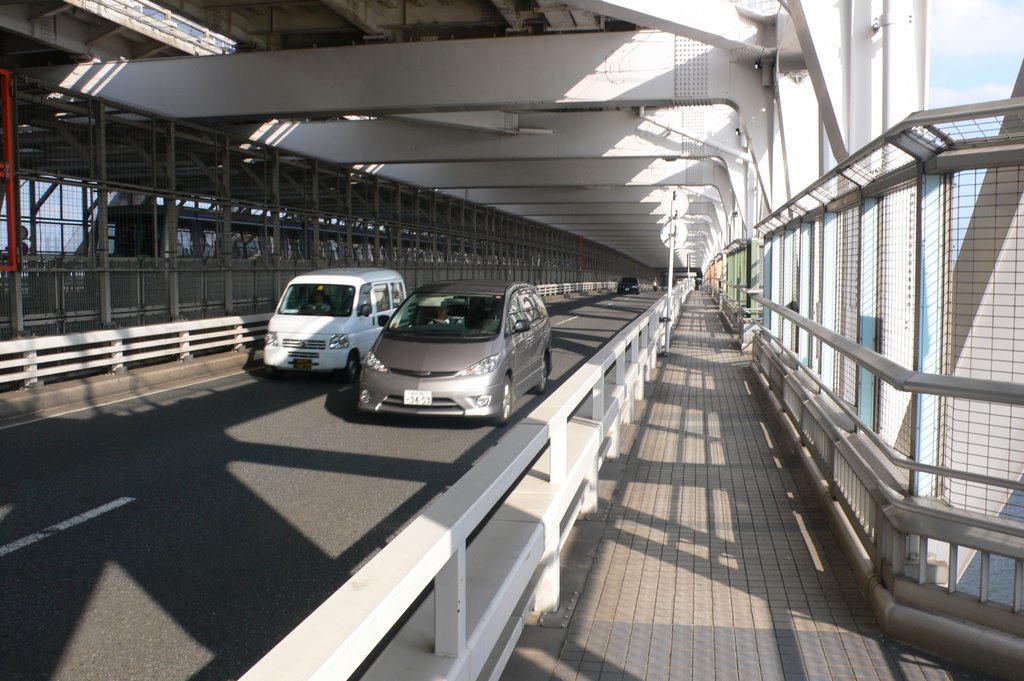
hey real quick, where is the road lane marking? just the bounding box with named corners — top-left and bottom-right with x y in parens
top-left (554, 316), bottom-right (579, 326)
top-left (0, 371), bottom-right (273, 431)
top-left (0, 496), bottom-right (135, 558)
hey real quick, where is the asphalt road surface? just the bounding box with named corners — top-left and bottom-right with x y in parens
top-left (0, 292), bottom-right (661, 681)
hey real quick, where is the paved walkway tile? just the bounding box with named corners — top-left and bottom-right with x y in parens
top-left (505, 293), bottom-right (996, 681)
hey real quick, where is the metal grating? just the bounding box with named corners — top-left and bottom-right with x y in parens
top-left (842, 145), bottom-right (916, 187)
top-left (877, 183), bottom-right (917, 456)
top-left (836, 206), bottom-right (860, 406)
top-left (943, 165), bottom-right (1024, 517)
top-left (819, 214), bottom-right (838, 392)
top-left (933, 113), bottom-right (1024, 144)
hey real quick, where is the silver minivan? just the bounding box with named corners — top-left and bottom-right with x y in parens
top-left (357, 280), bottom-right (552, 423)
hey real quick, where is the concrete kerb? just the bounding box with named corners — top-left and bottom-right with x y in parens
top-left (0, 349), bottom-right (258, 423)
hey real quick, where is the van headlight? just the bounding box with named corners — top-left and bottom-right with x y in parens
top-left (265, 332), bottom-right (278, 347)
top-left (456, 354), bottom-right (499, 376)
top-left (329, 334), bottom-right (350, 350)
top-left (363, 351), bottom-right (390, 373)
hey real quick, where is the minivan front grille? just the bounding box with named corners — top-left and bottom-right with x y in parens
top-left (382, 395), bottom-right (461, 412)
top-left (389, 368), bottom-right (459, 378)
top-left (283, 338), bottom-right (326, 350)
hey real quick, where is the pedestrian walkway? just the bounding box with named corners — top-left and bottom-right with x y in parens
top-left (503, 292), bottom-right (993, 681)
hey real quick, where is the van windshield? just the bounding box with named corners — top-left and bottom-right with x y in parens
top-left (277, 283), bottom-right (355, 317)
top-left (386, 292), bottom-right (503, 337)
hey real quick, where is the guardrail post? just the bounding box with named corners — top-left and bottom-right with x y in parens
top-left (179, 330), bottom-right (192, 361)
top-left (582, 440), bottom-right (600, 515)
top-left (630, 337), bottom-right (642, 402)
top-left (590, 378), bottom-right (604, 423)
top-left (535, 508), bottom-right (562, 613)
top-left (544, 417), bottom-right (567, 484)
top-left (647, 315), bottom-right (658, 372)
top-left (23, 349), bottom-right (39, 389)
top-left (434, 543), bottom-right (466, 658)
top-left (110, 339), bottom-right (125, 374)
top-left (234, 322), bottom-right (244, 351)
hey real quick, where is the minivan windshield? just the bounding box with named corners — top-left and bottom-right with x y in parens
top-left (277, 283), bottom-right (356, 317)
top-left (386, 292), bottom-right (504, 337)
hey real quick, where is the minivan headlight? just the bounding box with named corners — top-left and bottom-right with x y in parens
top-left (265, 332), bottom-right (278, 347)
top-left (363, 351), bottom-right (390, 373)
top-left (329, 334), bottom-right (350, 349)
top-left (456, 354), bottom-right (499, 376)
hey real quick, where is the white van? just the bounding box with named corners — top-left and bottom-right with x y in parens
top-left (263, 268), bottom-right (406, 380)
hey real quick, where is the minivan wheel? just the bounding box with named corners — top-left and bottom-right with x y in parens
top-left (495, 376), bottom-right (513, 425)
top-left (265, 366), bottom-right (282, 380)
top-left (343, 350), bottom-right (361, 383)
top-left (530, 352), bottom-right (550, 394)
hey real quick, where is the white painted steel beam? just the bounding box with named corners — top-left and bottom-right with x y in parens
top-left (30, 31), bottom-right (762, 121)
top-left (239, 108), bottom-right (736, 164)
top-left (780, 0), bottom-right (849, 162)
top-left (0, 4), bottom-right (143, 60)
top-left (461, 186), bottom-right (723, 205)
top-left (487, 0), bottom-right (523, 29)
top-left (320, 0), bottom-right (383, 34)
top-left (565, 0), bottom-right (774, 53)
top-left (535, 0), bottom-right (600, 31)
top-left (378, 158), bottom-right (737, 210)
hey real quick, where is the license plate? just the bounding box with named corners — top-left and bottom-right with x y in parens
top-left (404, 389), bottom-right (432, 406)
top-left (293, 358), bottom-right (313, 371)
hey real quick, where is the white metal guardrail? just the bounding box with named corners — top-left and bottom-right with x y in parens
top-left (240, 287), bottom-right (687, 681)
top-left (534, 281), bottom-right (615, 297)
top-left (733, 291), bottom-right (1024, 678)
top-left (0, 281), bottom-right (618, 393)
top-left (0, 315), bottom-right (271, 391)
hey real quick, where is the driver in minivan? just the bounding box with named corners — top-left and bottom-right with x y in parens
top-left (430, 302), bottom-right (450, 324)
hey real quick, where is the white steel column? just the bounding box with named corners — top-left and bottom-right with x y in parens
top-left (882, 0), bottom-right (928, 130)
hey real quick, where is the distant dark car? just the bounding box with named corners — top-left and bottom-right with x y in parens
top-left (617, 277), bottom-right (640, 294)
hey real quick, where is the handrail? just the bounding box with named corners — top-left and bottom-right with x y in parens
top-left (752, 328), bottom-right (1024, 497)
top-left (750, 291), bottom-right (1024, 407)
top-left (241, 286), bottom-right (687, 680)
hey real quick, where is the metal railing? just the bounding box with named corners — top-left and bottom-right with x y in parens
top-left (241, 287), bottom-right (688, 681)
top-left (731, 290), bottom-right (1024, 678)
top-left (0, 314), bottom-right (270, 391)
top-left (534, 280), bottom-right (614, 297)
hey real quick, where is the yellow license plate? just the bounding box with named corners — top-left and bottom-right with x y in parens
top-left (293, 358), bottom-right (313, 370)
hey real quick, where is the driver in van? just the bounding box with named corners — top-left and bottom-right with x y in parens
top-left (306, 286), bottom-right (332, 313)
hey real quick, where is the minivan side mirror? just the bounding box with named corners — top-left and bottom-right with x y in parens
top-left (377, 314), bottom-right (390, 327)
top-left (512, 318), bottom-right (531, 333)
top-left (358, 302), bottom-right (372, 317)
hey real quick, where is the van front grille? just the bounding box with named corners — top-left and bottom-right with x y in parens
top-left (283, 338), bottom-right (326, 350)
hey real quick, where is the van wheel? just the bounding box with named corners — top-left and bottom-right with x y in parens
top-left (343, 351), bottom-right (361, 383)
top-left (494, 376), bottom-right (513, 426)
top-left (265, 366), bottom-right (282, 380)
top-left (530, 352), bottom-right (550, 395)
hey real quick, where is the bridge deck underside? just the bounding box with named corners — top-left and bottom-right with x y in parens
top-left (504, 292), bottom-right (992, 681)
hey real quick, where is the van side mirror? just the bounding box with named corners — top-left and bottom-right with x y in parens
top-left (376, 314), bottom-right (390, 327)
top-left (512, 318), bottom-right (531, 333)
top-left (358, 302), bottom-right (372, 317)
